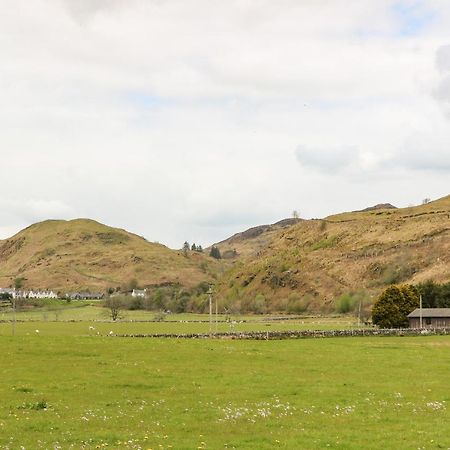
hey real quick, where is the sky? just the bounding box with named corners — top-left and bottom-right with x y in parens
top-left (1, 0), bottom-right (449, 249)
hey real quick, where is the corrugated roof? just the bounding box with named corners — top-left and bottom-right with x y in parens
top-left (408, 308), bottom-right (450, 318)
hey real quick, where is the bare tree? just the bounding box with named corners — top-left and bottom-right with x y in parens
top-left (104, 295), bottom-right (125, 321)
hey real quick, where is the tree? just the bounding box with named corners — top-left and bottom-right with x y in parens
top-left (372, 284), bottom-right (419, 328)
top-left (292, 210), bottom-right (300, 219)
top-left (191, 243), bottom-right (197, 251)
top-left (417, 280), bottom-right (450, 308)
top-left (14, 277), bottom-right (25, 290)
top-left (209, 246), bottom-right (221, 259)
top-left (152, 288), bottom-right (166, 310)
top-left (182, 241), bottom-right (190, 256)
top-left (104, 295), bottom-right (125, 321)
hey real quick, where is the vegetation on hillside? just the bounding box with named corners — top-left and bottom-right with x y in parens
top-left (214, 195), bottom-right (450, 313)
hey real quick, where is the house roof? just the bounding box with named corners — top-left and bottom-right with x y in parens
top-left (408, 308), bottom-right (450, 318)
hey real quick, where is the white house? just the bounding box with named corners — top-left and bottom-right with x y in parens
top-left (131, 289), bottom-right (147, 298)
top-left (27, 290), bottom-right (58, 299)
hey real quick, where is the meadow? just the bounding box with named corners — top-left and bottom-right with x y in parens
top-left (0, 302), bottom-right (362, 337)
top-left (1, 305), bottom-right (449, 449)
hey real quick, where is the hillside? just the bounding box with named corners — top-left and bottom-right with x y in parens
top-left (0, 219), bottom-right (217, 292)
top-left (213, 218), bottom-right (302, 259)
top-left (215, 195), bottom-right (450, 312)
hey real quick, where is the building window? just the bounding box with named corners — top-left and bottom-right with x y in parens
top-left (425, 318), bottom-right (432, 325)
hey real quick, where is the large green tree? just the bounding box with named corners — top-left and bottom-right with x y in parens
top-left (372, 284), bottom-right (419, 328)
top-left (417, 280), bottom-right (450, 308)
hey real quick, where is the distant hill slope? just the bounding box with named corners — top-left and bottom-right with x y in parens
top-left (358, 203), bottom-right (397, 212)
top-left (212, 218), bottom-right (302, 259)
top-left (215, 195), bottom-right (450, 311)
top-left (0, 219), bottom-right (216, 292)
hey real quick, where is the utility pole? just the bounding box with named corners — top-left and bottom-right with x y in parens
top-left (215, 291), bottom-right (218, 334)
top-left (208, 285), bottom-right (213, 336)
top-left (358, 299), bottom-right (362, 328)
top-left (12, 294), bottom-right (16, 337)
top-left (419, 294), bottom-right (423, 328)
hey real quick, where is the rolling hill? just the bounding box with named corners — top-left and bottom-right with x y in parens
top-left (214, 195), bottom-right (450, 312)
top-left (1, 196), bottom-right (448, 312)
top-left (0, 219), bottom-right (217, 292)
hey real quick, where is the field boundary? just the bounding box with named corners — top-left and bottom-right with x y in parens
top-left (113, 327), bottom-right (450, 340)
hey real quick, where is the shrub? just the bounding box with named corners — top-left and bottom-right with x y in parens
top-left (241, 294), bottom-right (267, 314)
top-left (335, 293), bottom-right (358, 313)
top-left (153, 311), bottom-right (166, 322)
top-left (252, 294), bottom-right (267, 314)
top-left (286, 293), bottom-right (312, 314)
top-left (311, 235), bottom-right (338, 251)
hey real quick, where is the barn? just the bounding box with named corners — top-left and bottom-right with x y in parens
top-left (408, 308), bottom-right (450, 329)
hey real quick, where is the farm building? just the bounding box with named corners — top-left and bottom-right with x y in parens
top-left (408, 308), bottom-right (450, 328)
top-left (66, 292), bottom-right (104, 300)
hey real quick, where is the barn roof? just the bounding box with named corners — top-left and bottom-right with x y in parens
top-left (408, 308), bottom-right (450, 318)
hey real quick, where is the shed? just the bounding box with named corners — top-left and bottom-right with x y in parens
top-left (408, 308), bottom-right (450, 329)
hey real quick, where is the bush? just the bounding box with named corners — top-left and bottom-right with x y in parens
top-left (334, 290), bottom-right (372, 316)
top-left (311, 235), bottom-right (338, 251)
top-left (241, 294), bottom-right (267, 314)
top-left (153, 311), bottom-right (166, 322)
top-left (286, 293), bottom-right (312, 314)
top-left (335, 293), bottom-right (357, 314)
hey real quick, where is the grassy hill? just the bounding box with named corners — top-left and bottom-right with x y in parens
top-left (214, 195), bottom-right (450, 312)
top-left (0, 219), bottom-right (218, 292)
top-left (1, 196), bottom-right (448, 310)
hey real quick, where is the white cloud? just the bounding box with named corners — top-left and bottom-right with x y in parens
top-left (391, 132), bottom-right (450, 172)
top-left (295, 145), bottom-right (360, 174)
top-left (0, 0), bottom-right (449, 247)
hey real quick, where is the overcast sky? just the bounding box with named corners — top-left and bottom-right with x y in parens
top-left (1, 0), bottom-right (449, 248)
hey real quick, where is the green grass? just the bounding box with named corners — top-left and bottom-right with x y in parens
top-left (0, 304), bottom-right (364, 336)
top-left (1, 334), bottom-right (450, 449)
top-left (0, 319), bottom-right (362, 337)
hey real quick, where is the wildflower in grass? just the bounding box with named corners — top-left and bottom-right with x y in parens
top-left (426, 401), bottom-right (446, 411)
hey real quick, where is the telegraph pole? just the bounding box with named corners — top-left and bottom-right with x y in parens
top-left (358, 299), bottom-right (362, 328)
top-left (208, 285), bottom-right (213, 336)
top-left (419, 294), bottom-right (423, 328)
top-left (215, 291), bottom-right (218, 333)
top-left (12, 294), bottom-right (16, 337)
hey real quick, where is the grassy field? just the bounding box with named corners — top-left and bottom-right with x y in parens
top-left (0, 302), bottom-right (364, 336)
top-left (1, 331), bottom-right (450, 449)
